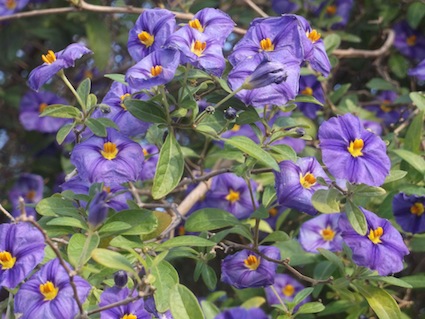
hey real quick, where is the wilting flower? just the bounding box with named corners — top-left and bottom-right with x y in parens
top-left (126, 48), bottom-right (180, 90)
top-left (70, 129), bottom-right (144, 185)
top-left (0, 223), bottom-right (45, 289)
top-left (0, 0), bottom-right (29, 16)
top-left (365, 91), bottom-right (408, 127)
top-left (14, 258), bottom-right (91, 318)
top-left (139, 144), bottom-right (159, 181)
top-left (99, 286), bottom-right (151, 319)
top-left (318, 113), bottom-right (390, 186)
top-left (88, 191), bottom-right (110, 229)
top-left (299, 213), bottom-right (343, 253)
top-left (214, 307), bottom-right (268, 319)
top-left (393, 21), bottom-right (425, 61)
top-left (296, 75), bottom-right (324, 119)
top-left (19, 91), bottom-right (69, 133)
top-left (265, 274), bottom-right (309, 308)
top-left (221, 246), bottom-right (280, 289)
top-left (274, 157), bottom-right (330, 215)
top-left (28, 43), bottom-right (92, 91)
top-left (393, 193), bottom-right (425, 234)
top-left (339, 208), bottom-right (409, 276)
top-left (408, 58), bottom-right (425, 81)
top-left (315, 0), bottom-right (354, 29)
top-left (8, 173), bottom-right (44, 217)
top-left (127, 8), bottom-right (176, 61)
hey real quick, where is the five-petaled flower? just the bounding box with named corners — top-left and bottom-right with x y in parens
top-left (393, 193), bottom-right (425, 234)
top-left (8, 173), bottom-right (44, 218)
top-left (265, 273), bottom-right (309, 310)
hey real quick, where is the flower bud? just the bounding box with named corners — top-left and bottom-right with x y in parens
top-left (113, 270), bottom-right (128, 288)
top-left (88, 191), bottom-right (109, 229)
top-left (224, 107), bottom-right (238, 120)
top-left (205, 106), bottom-right (215, 114)
top-left (242, 58), bottom-right (287, 90)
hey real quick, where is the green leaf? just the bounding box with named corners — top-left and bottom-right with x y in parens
top-left (345, 200), bottom-right (367, 235)
top-left (201, 300), bottom-right (220, 319)
top-left (36, 195), bottom-right (79, 217)
top-left (407, 2), bottom-right (425, 29)
top-left (366, 276), bottom-right (412, 289)
top-left (95, 117), bottom-right (120, 131)
top-left (399, 275), bottom-right (425, 288)
top-left (86, 118), bottom-right (107, 137)
top-left (236, 105), bottom-right (261, 125)
top-left (104, 73), bottom-right (126, 84)
top-left (158, 236), bottom-right (216, 250)
top-left (201, 265), bottom-right (217, 291)
top-left (260, 230), bottom-right (290, 244)
top-left (384, 170), bottom-right (408, 184)
top-left (389, 54), bottom-right (409, 79)
top-left (294, 94), bottom-right (324, 106)
top-left (355, 282), bottom-right (401, 319)
top-left (392, 149), bottom-right (425, 175)
top-left (91, 248), bottom-right (137, 275)
top-left (105, 209), bottom-right (158, 235)
top-left (125, 99), bottom-right (168, 124)
top-left (77, 78), bottom-right (91, 110)
top-left (404, 111), bottom-right (424, 154)
top-left (185, 208), bottom-right (241, 232)
top-left (311, 189), bottom-right (342, 213)
top-left (152, 133), bottom-right (184, 199)
top-left (366, 78), bottom-right (395, 91)
top-left (295, 302), bottom-right (325, 315)
top-left (98, 221), bottom-right (133, 236)
top-left (170, 284), bottom-right (204, 319)
top-left (40, 104), bottom-right (82, 119)
top-left (46, 217), bottom-right (88, 229)
top-left (224, 136), bottom-right (279, 171)
top-left (67, 232), bottom-right (100, 268)
top-left (324, 33), bottom-right (341, 53)
top-left (330, 83), bottom-right (351, 104)
top-left (56, 122), bottom-right (75, 145)
top-left (262, 186), bottom-right (277, 208)
top-left (268, 144), bottom-right (297, 163)
top-left (241, 296), bottom-right (266, 309)
top-left (292, 287), bottom-right (314, 306)
top-left (85, 17), bottom-right (111, 70)
top-left (150, 259), bottom-right (180, 312)
top-left (317, 248), bottom-right (344, 274)
top-left (409, 92), bottom-right (425, 111)
top-left (351, 184), bottom-right (386, 197)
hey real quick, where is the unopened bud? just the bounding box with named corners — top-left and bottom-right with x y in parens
top-left (88, 191), bottom-right (109, 229)
top-left (242, 58), bottom-right (287, 90)
top-left (114, 270), bottom-right (128, 288)
top-left (224, 107), bottom-right (238, 120)
top-left (206, 106), bottom-right (215, 114)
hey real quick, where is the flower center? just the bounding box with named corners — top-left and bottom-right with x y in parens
top-left (151, 65), bottom-right (163, 77)
top-left (269, 207), bottom-right (278, 217)
top-left (326, 5), bottom-right (337, 15)
top-left (101, 142), bottom-right (119, 160)
top-left (320, 226), bottom-right (335, 241)
top-left (138, 31), bottom-right (155, 48)
top-left (178, 226), bottom-right (186, 236)
top-left (368, 226), bottom-right (383, 244)
top-left (6, 0), bottom-right (16, 9)
top-left (41, 50), bottom-right (57, 64)
top-left (143, 148), bottom-right (149, 156)
top-left (39, 281), bottom-right (59, 301)
top-left (379, 99), bottom-right (391, 112)
top-left (301, 87), bottom-right (313, 96)
top-left (231, 124), bottom-right (240, 132)
top-left (406, 35), bottom-right (417, 46)
top-left (260, 38), bottom-right (274, 51)
top-left (120, 93), bottom-right (130, 110)
top-left (282, 284), bottom-right (295, 297)
top-left (347, 139), bottom-right (364, 157)
top-left (26, 189), bottom-right (37, 201)
top-left (189, 18), bottom-right (204, 32)
top-left (0, 251), bottom-right (16, 270)
top-left (411, 203), bottom-right (424, 216)
top-left (39, 102), bottom-right (48, 113)
top-left (103, 186), bottom-right (111, 193)
top-left (225, 189), bottom-right (240, 203)
top-left (306, 29), bottom-right (321, 43)
top-left (244, 255), bottom-right (260, 270)
top-left (121, 314), bottom-right (137, 319)
top-left (299, 172), bottom-right (316, 189)
top-left (191, 40), bottom-right (207, 57)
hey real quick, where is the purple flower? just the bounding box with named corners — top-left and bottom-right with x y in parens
top-left (19, 91), bottom-right (69, 133)
top-left (127, 8), bottom-right (176, 61)
top-left (408, 58), bottom-right (425, 81)
top-left (14, 258), bottom-right (91, 319)
top-left (242, 56), bottom-right (291, 89)
top-left (272, 0), bottom-right (299, 14)
top-left (88, 191), bottom-right (110, 229)
top-left (361, 119), bottom-right (383, 136)
top-left (274, 157), bottom-right (330, 215)
top-left (339, 208), bottom-right (409, 276)
top-left (393, 193), bottom-right (425, 234)
top-left (8, 173), bottom-right (44, 218)
top-left (318, 113), bottom-right (390, 186)
top-left (393, 21), bottom-right (425, 61)
top-left (28, 43), bottom-right (92, 91)
top-left (214, 307), bottom-right (268, 319)
top-left (126, 48), bottom-right (180, 90)
top-left (299, 213), bottom-right (343, 253)
top-left (315, 0), bottom-right (353, 29)
top-left (139, 144), bottom-right (159, 181)
top-left (265, 274), bottom-right (309, 308)
top-left (70, 129), bottom-right (144, 185)
top-left (0, 0), bottom-right (29, 16)
top-left (297, 75), bottom-right (324, 119)
top-left (0, 223), bottom-right (45, 289)
top-left (221, 246), bottom-right (280, 289)
top-left (365, 91), bottom-right (407, 127)
top-left (99, 286), bottom-right (151, 319)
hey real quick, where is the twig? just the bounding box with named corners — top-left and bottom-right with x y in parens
top-left (0, 204), bottom-right (15, 222)
top-left (128, 181), bottom-right (143, 207)
top-left (243, 0), bottom-right (268, 18)
top-left (177, 178), bottom-right (212, 216)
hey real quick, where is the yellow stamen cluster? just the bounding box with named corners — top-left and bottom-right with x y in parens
top-left (151, 65), bottom-right (163, 77)
top-left (120, 93), bottom-right (130, 110)
top-left (411, 203), bottom-right (424, 216)
top-left (178, 226), bottom-right (186, 236)
top-left (231, 124), bottom-right (241, 132)
top-left (143, 148), bottom-right (149, 156)
top-left (306, 29), bottom-right (321, 43)
top-left (0, 251), bottom-right (16, 270)
top-left (191, 40), bottom-right (207, 57)
top-left (301, 87), bottom-right (313, 96)
top-left (138, 31), bottom-right (155, 47)
top-left (121, 314), bottom-right (137, 319)
top-left (269, 207), bottom-right (278, 217)
top-left (101, 142), bottom-right (119, 160)
top-left (321, 226), bottom-right (335, 241)
top-left (244, 255), bottom-right (260, 270)
top-left (299, 172), bottom-right (316, 189)
top-left (368, 226), bottom-right (383, 245)
top-left (282, 284), bottom-right (295, 297)
top-left (189, 19), bottom-right (204, 32)
top-left (326, 5), bottom-right (337, 15)
top-left (26, 190), bottom-right (37, 201)
top-left (39, 281), bottom-right (59, 301)
top-left (260, 38), bottom-right (275, 51)
top-left (406, 35), bottom-right (417, 46)
top-left (6, 0), bottom-right (16, 9)
top-left (347, 139), bottom-right (364, 157)
top-left (103, 186), bottom-right (111, 193)
top-left (41, 50), bottom-right (57, 64)
top-left (379, 100), bottom-right (391, 112)
top-left (39, 103), bottom-right (48, 113)
top-left (225, 189), bottom-right (240, 203)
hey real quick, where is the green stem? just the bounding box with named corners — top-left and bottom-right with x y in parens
top-left (58, 70), bottom-right (86, 112)
top-left (5, 290), bottom-right (13, 319)
top-left (159, 85), bottom-right (172, 127)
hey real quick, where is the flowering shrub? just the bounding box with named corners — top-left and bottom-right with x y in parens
top-left (1, 0), bottom-right (425, 318)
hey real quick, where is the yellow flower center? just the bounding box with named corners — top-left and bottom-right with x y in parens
top-left (39, 281), bottom-right (59, 301)
top-left (103, 186), bottom-right (111, 193)
top-left (39, 103), bottom-right (48, 113)
top-left (178, 226), bottom-right (186, 236)
top-left (244, 255), bottom-right (260, 270)
top-left (269, 207), bottom-right (278, 217)
top-left (138, 31), bottom-right (155, 48)
top-left (326, 5), bottom-right (337, 15)
top-left (41, 50), bottom-right (57, 64)
top-left (225, 189), bottom-right (240, 203)
top-left (299, 172), bottom-right (316, 189)
top-left (189, 19), bottom-right (204, 32)
top-left (26, 189), bottom-right (37, 201)
top-left (191, 40), bottom-right (207, 57)
top-left (84, 70), bottom-right (94, 79)
top-left (151, 65), bottom-right (163, 77)
top-left (320, 226), bottom-right (335, 241)
top-left (142, 148), bottom-right (149, 156)
top-left (282, 284), bottom-right (295, 297)
top-left (231, 124), bottom-right (240, 132)
top-left (0, 251), bottom-right (16, 270)
top-left (6, 0), bottom-right (16, 9)
top-left (411, 203), bottom-right (424, 216)
top-left (120, 93), bottom-right (130, 110)
top-left (301, 87), bottom-right (313, 96)
top-left (121, 314), bottom-right (137, 319)
top-left (347, 139), bottom-right (364, 157)
top-left (368, 226), bottom-right (383, 245)
top-left (260, 38), bottom-right (274, 51)
top-left (101, 142), bottom-right (119, 160)
top-left (380, 99), bottom-right (391, 112)
top-left (306, 29), bottom-right (321, 43)
top-left (406, 35), bottom-right (417, 46)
